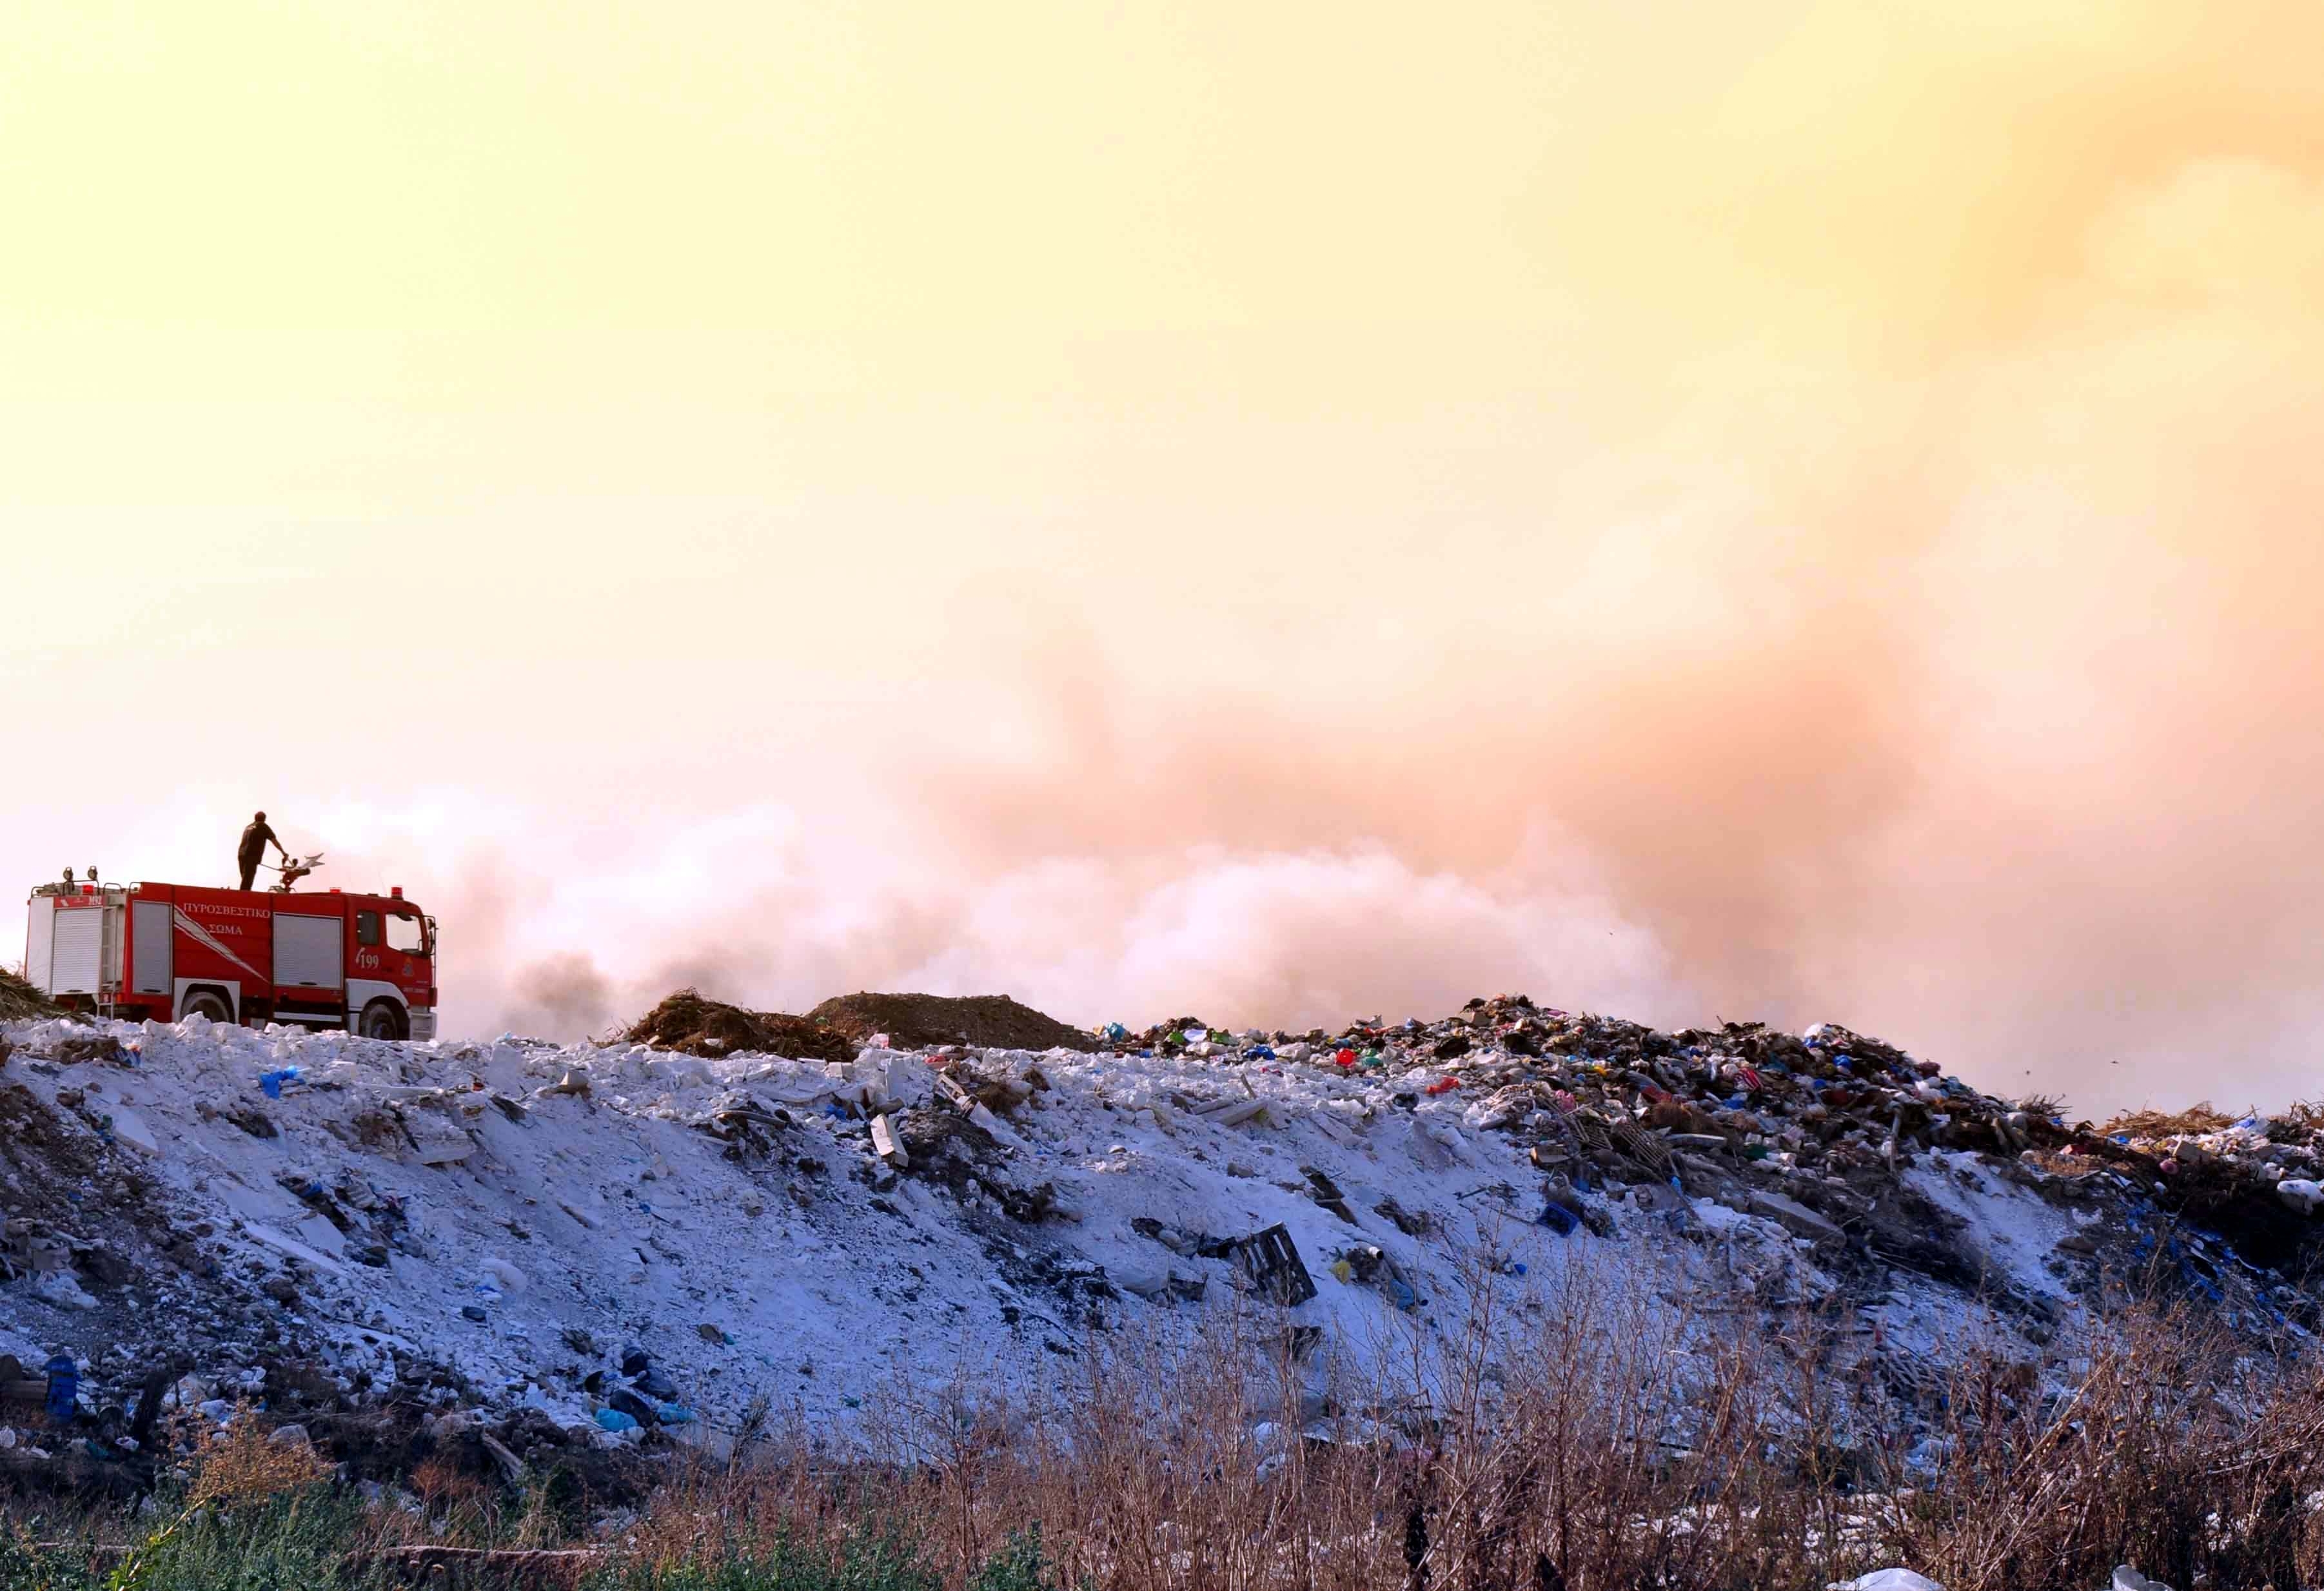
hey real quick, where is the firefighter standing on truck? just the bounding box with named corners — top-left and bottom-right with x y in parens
top-left (237, 811), bottom-right (288, 892)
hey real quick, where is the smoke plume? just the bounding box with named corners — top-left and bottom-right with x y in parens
top-left (6, 3), bottom-right (2323, 1119)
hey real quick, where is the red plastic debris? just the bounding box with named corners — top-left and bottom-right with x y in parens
top-left (1424, 1077), bottom-right (1461, 1096)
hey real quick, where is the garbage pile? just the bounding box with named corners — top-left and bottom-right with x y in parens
top-left (2072, 1102), bottom-right (2324, 1272)
top-left (1087, 997), bottom-right (2324, 1324)
top-left (1, 986), bottom-right (2321, 1513)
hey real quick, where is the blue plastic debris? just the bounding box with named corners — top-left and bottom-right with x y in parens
top-left (259, 1068), bottom-right (300, 1099)
top-left (1385, 1278), bottom-right (1420, 1311)
top-left (43, 1356), bottom-right (77, 1423)
top-left (594, 1408), bottom-right (639, 1433)
top-left (1538, 1202), bottom-right (1579, 1237)
top-left (655, 1403), bottom-right (697, 1425)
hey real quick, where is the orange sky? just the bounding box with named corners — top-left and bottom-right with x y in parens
top-left (5, 2), bottom-right (2322, 1113)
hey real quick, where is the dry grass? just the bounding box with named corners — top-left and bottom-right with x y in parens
top-left (2100, 1102), bottom-right (2241, 1139)
top-left (181, 1410), bottom-right (331, 1508)
top-left (2265, 1101), bottom-right (2324, 1138)
top-left (0, 968), bottom-right (63, 1022)
top-left (603, 1253), bottom-right (2324, 1591)
top-left (11, 1271), bottom-right (2324, 1590)
top-left (2016, 1092), bottom-right (2068, 1122)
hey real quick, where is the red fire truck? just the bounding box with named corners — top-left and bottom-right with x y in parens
top-left (21, 870), bottom-right (437, 1040)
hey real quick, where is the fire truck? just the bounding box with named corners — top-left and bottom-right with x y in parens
top-left (21, 868), bottom-right (437, 1040)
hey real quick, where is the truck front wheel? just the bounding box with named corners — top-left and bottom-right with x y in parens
top-left (358, 1000), bottom-right (408, 1041)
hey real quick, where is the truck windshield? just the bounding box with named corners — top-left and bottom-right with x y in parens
top-left (386, 913), bottom-right (428, 954)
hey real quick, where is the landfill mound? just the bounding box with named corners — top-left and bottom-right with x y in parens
top-left (3, 993), bottom-right (2323, 1508)
top-left (807, 991), bottom-right (1095, 1052)
top-left (0, 970), bottom-right (62, 1023)
top-left (622, 988), bottom-right (852, 1063)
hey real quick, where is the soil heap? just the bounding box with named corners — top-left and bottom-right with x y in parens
top-left (807, 991), bottom-right (1095, 1053)
top-left (622, 989), bottom-right (852, 1064)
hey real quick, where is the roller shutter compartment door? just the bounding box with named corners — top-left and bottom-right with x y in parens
top-left (25, 901), bottom-right (54, 993)
top-left (132, 900), bottom-right (173, 994)
top-left (50, 910), bottom-right (102, 995)
top-left (273, 915), bottom-right (344, 990)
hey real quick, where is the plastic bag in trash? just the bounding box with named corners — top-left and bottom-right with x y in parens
top-left (1828, 1572), bottom-right (1944, 1591)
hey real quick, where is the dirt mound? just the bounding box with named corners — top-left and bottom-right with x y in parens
top-left (0, 967), bottom-right (63, 1022)
top-left (807, 991), bottom-right (1094, 1053)
top-left (623, 989), bottom-right (853, 1064)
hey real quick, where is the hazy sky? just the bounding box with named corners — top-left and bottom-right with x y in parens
top-left (5, 2), bottom-right (2321, 1115)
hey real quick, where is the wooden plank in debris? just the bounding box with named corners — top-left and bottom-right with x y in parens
top-left (1234, 1223), bottom-right (1318, 1307)
top-left (480, 1431), bottom-right (527, 1485)
top-left (1196, 1098), bottom-right (1267, 1127)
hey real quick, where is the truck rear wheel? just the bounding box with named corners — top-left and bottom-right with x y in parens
top-left (180, 990), bottom-right (232, 1024)
top-left (359, 1000), bottom-right (408, 1041)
